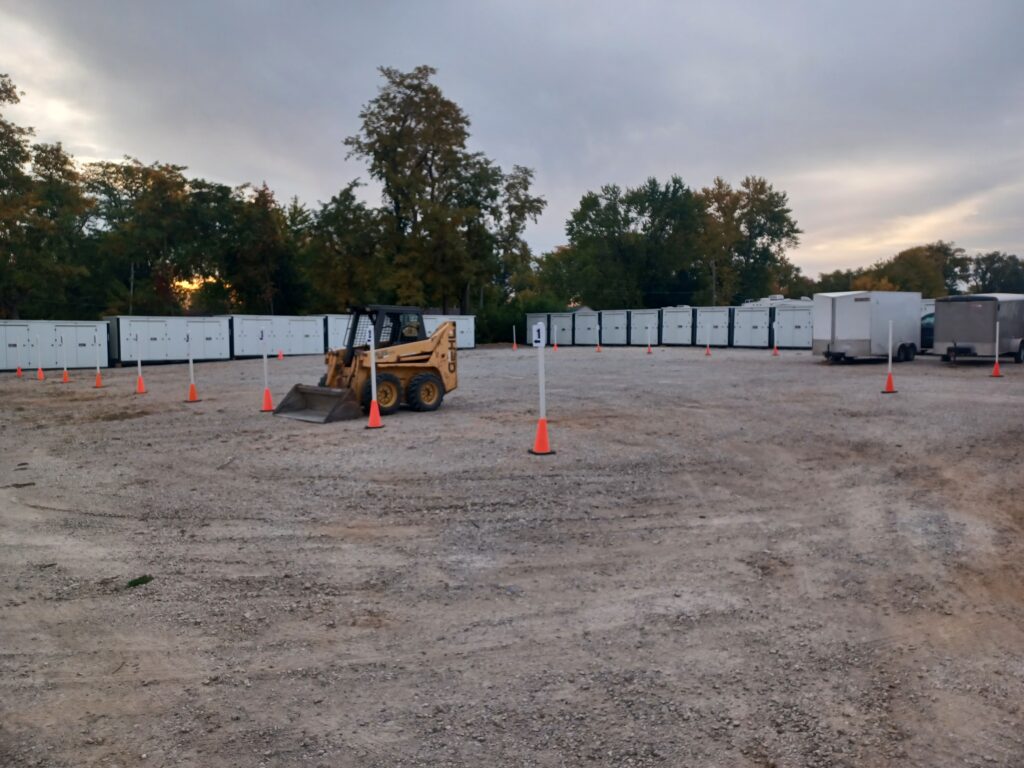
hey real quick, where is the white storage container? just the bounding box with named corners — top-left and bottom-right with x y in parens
top-left (628, 309), bottom-right (660, 346)
top-left (812, 291), bottom-right (922, 360)
top-left (1, 320), bottom-right (109, 370)
top-left (229, 315), bottom-right (325, 357)
top-left (326, 314), bottom-right (351, 350)
top-left (773, 306), bottom-right (813, 349)
top-left (661, 307), bottom-right (693, 345)
top-left (695, 307), bottom-right (730, 347)
top-left (573, 310), bottom-right (599, 346)
top-left (424, 315), bottom-right (476, 349)
top-left (599, 310), bottom-right (628, 345)
top-left (0, 320), bottom-right (32, 371)
top-left (548, 312), bottom-right (573, 346)
top-left (109, 316), bottom-right (230, 363)
top-left (731, 306), bottom-right (771, 348)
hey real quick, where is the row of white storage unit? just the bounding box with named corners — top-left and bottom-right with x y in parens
top-left (1, 313), bottom-right (477, 370)
top-left (526, 305), bottom-right (814, 349)
top-left (0, 320), bottom-right (110, 370)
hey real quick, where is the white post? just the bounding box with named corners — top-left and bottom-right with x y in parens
top-left (533, 322), bottom-right (547, 419)
top-left (512, 325), bottom-right (517, 348)
top-left (35, 334), bottom-right (40, 368)
top-left (553, 323), bottom-right (557, 348)
top-left (136, 333), bottom-right (142, 380)
top-left (17, 340), bottom-right (22, 371)
top-left (187, 333), bottom-right (195, 386)
top-left (61, 334), bottom-right (67, 372)
top-left (261, 330), bottom-right (269, 392)
top-left (94, 333), bottom-right (101, 374)
top-left (646, 325), bottom-right (651, 348)
top-left (887, 320), bottom-right (893, 374)
top-left (995, 320), bottom-right (1001, 360)
top-left (368, 325), bottom-right (378, 402)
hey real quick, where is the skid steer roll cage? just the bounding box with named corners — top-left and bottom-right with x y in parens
top-left (342, 305), bottom-right (428, 366)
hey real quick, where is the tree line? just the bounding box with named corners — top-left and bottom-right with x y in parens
top-left (2, 67), bottom-right (1022, 343)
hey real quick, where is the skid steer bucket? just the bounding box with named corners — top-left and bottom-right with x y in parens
top-left (273, 384), bottom-right (362, 423)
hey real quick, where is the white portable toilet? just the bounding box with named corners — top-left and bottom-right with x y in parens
top-left (599, 310), bottom-right (628, 345)
top-left (731, 305), bottom-right (771, 348)
top-left (773, 305), bottom-right (813, 348)
top-left (326, 314), bottom-right (351, 350)
top-left (525, 313), bottom-right (548, 345)
top-left (548, 312), bottom-right (573, 346)
top-left (629, 309), bottom-right (660, 346)
top-left (695, 307), bottom-right (730, 347)
top-left (661, 307), bottom-right (693, 345)
top-left (573, 310), bottom-right (599, 345)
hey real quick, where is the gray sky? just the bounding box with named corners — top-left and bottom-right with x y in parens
top-left (3, 0), bottom-right (1022, 277)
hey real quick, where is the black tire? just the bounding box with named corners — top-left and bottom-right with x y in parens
top-left (906, 345), bottom-right (916, 362)
top-left (361, 373), bottom-right (402, 415)
top-left (941, 354), bottom-right (950, 363)
top-left (407, 372), bottom-right (445, 412)
top-left (317, 374), bottom-right (327, 387)
top-left (1015, 343), bottom-right (1024, 364)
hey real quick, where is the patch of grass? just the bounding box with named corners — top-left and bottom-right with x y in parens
top-left (125, 574), bottom-right (154, 589)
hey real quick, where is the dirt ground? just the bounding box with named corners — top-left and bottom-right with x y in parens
top-left (2, 345), bottom-right (1023, 767)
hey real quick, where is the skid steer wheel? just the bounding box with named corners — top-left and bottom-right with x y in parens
top-left (407, 372), bottom-right (445, 412)
top-left (361, 373), bottom-right (403, 415)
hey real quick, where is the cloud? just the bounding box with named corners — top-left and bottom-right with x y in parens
top-left (2, 0), bottom-right (1023, 277)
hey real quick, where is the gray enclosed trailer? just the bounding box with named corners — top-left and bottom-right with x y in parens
top-left (933, 294), bottom-right (1024, 363)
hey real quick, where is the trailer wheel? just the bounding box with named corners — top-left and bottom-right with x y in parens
top-left (895, 345), bottom-right (907, 363)
top-left (906, 345), bottom-right (917, 362)
top-left (1016, 342), bottom-right (1024, 364)
top-left (361, 373), bottom-right (402, 415)
top-left (407, 373), bottom-right (445, 412)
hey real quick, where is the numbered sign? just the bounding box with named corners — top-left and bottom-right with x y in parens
top-left (532, 322), bottom-right (546, 348)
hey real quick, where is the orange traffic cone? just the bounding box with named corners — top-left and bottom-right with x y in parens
top-left (37, 367), bottom-right (45, 381)
top-left (646, 343), bottom-right (653, 355)
top-left (261, 387), bottom-right (274, 412)
top-left (186, 382), bottom-right (199, 403)
top-left (882, 372), bottom-right (897, 394)
top-left (512, 340), bottom-right (518, 351)
top-left (15, 366), bottom-right (23, 378)
top-left (991, 358), bottom-right (1003, 378)
top-left (94, 370), bottom-right (104, 388)
top-left (277, 349), bottom-right (284, 360)
top-left (136, 375), bottom-right (147, 394)
top-left (366, 399), bottom-right (383, 429)
top-left (61, 368), bottom-right (70, 384)
top-left (528, 417), bottom-right (554, 455)
top-left (705, 345), bottom-right (712, 357)
top-left (553, 341), bottom-right (559, 352)
top-left (596, 342), bottom-right (602, 352)
top-left (772, 344), bottom-right (780, 356)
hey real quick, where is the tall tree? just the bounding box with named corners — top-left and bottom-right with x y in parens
top-left (0, 74), bottom-right (37, 317)
top-left (970, 251), bottom-right (1024, 293)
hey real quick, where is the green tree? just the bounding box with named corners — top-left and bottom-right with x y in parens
top-left (0, 74), bottom-right (37, 317)
top-left (970, 251), bottom-right (1024, 293)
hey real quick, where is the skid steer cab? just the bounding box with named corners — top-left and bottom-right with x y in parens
top-left (274, 306), bottom-right (458, 424)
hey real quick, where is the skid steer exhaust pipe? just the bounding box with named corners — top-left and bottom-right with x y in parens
top-left (274, 384), bottom-right (363, 423)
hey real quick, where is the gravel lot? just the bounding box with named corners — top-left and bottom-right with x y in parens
top-left (2, 345), bottom-right (1023, 767)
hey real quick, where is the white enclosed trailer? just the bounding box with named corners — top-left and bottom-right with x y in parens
top-left (573, 310), bottom-right (600, 345)
top-left (325, 314), bottom-right (351, 350)
top-left (812, 291), bottom-right (922, 361)
top-left (599, 310), bottom-right (628, 345)
top-left (731, 306), bottom-right (771, 348)
top-left (109, 316), bottom-right (230, 363)
top-left (772, 305), bottom-right (813, 349)
top-left (628, 309), bottom-right (660, 346)
top-left (548, 312), bottom-right (573, 346)
top-left (1, 320), bottom-right (109, 370)
top-left (424, 315), bottom-right (476, 349)
top-left (933, 293), bottom-right (1024, 362)
top-left (695, 307), bottom-right (730, 347)
top-left (660, 307), bottom-right (694, 345)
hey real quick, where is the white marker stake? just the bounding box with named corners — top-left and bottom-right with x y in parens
top-left (647, 325), bottom-right (651, 348)
top-left (368, 325), bottom-right (377, 402)
top-left (995, 320), bottom-right (1001, 360)
top-left (512, 324), bottom-right (517, 349)
top-left (887, 320), bottom-right (893, 375)
top-left (136, 333), bottom-right (142, 381)
top-left (94, 334), bottom-right (101, 374)
top-left (528, 321), bottom-right (553, 453)
top-left (262, 333), bottom-right (269, 392)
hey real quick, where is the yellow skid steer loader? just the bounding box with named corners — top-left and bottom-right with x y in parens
top-left (274, 306), bottom-right (458, 423)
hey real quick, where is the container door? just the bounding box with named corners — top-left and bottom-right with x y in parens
top-left (629, 311), bottom-right (658, 346)
top-left (662, 310), bottom-right (691, 345)
top-left (574, 314), bottom-right (598, 345)
top-left (549, 314), bottom-right (572, 346)
top-left (289, 318), bottom-right (321, 355)
top-left (456, 317), bottom-right (475, 349)
top-left (1, 322), bottom-right (31, 370)
top-left (601, 311), bottom-right (627, 344)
